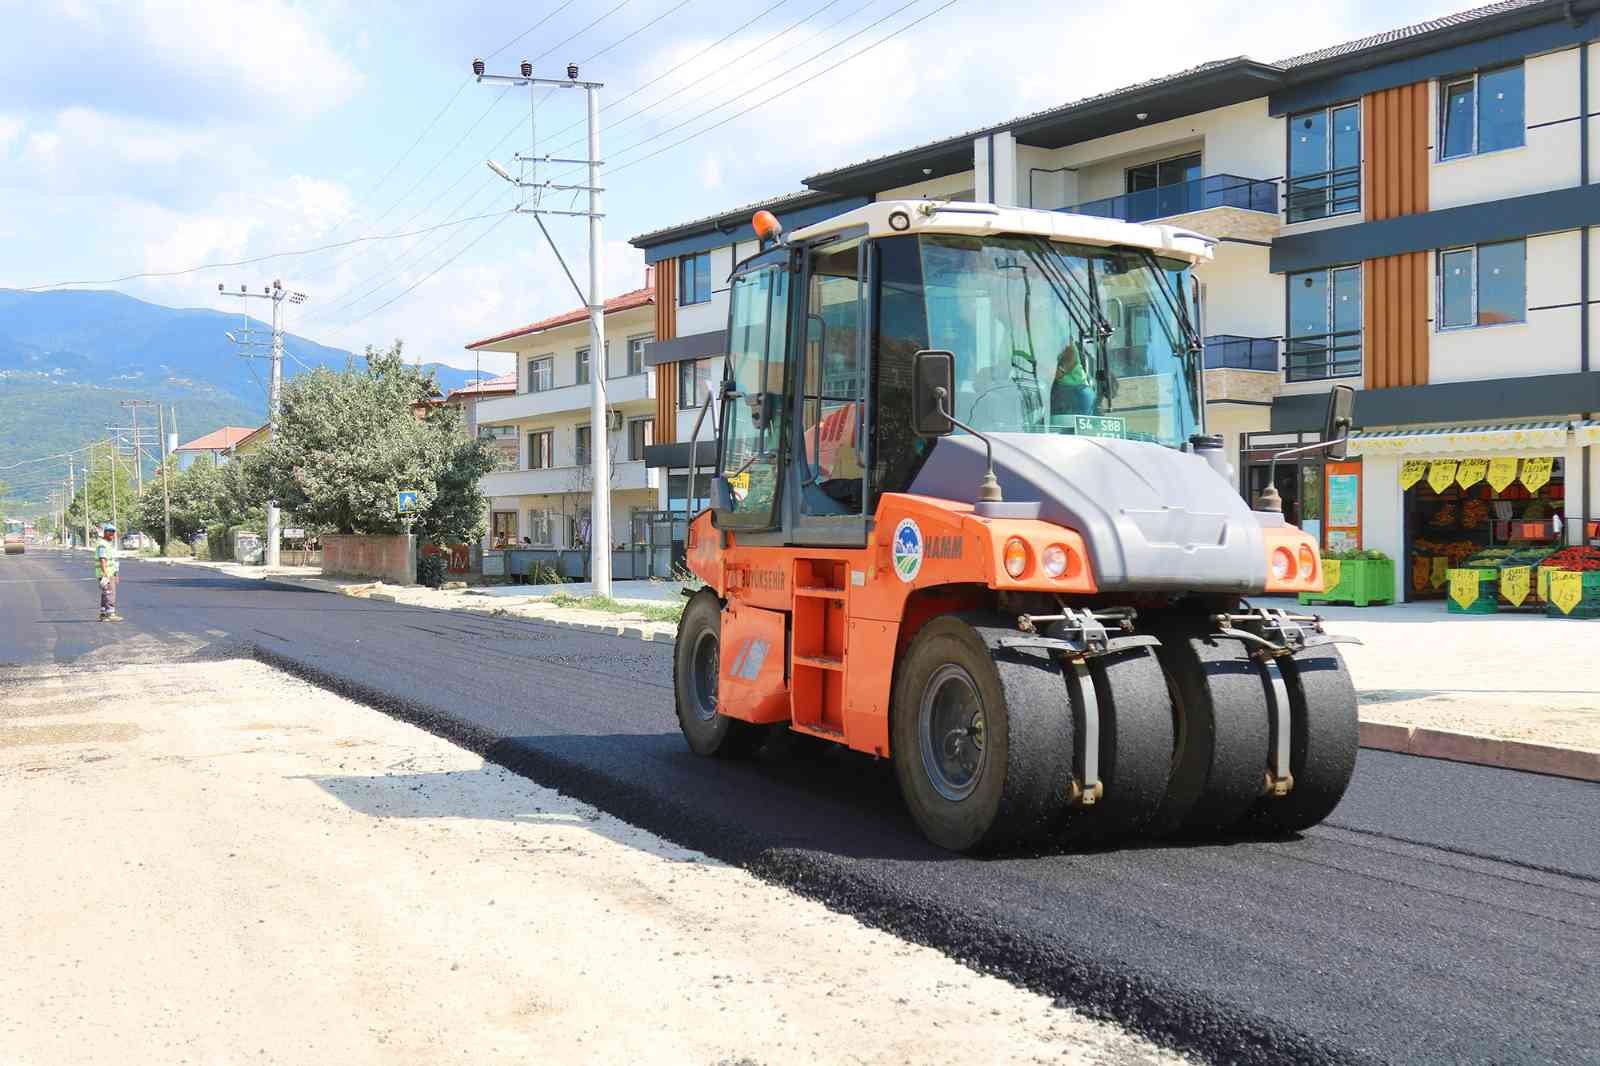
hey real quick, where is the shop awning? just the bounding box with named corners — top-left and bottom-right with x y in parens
top-left (1349, 420), bottom-right (1571, 455)
top-left (1577, 419), bottom-right (1600, 446)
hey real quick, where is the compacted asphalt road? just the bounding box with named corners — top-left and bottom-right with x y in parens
top-left (5, 549), bottom-right (1598, 1065)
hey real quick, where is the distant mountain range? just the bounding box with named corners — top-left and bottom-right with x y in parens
top-left (0, 288), bottom-right (488, 509)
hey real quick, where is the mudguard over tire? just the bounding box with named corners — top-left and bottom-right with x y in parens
top-left (1148, 627), bottom-right (1272, 835)
top-left (892, 616), bottom-right (1073, 852)
top-left (673, 590), bottom-right (766, 758)
top-left (1245, 645), bottom-right (1359, 833)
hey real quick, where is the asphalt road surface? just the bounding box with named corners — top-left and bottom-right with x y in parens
top-left (5, 549), bottom-right (1598, 1066)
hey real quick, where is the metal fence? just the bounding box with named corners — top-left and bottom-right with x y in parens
top-left (1284, 330), bottom-right (1363, 382)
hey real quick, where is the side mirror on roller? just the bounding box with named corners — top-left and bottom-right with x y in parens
top-left (912, 349), bottom-right (956, 437)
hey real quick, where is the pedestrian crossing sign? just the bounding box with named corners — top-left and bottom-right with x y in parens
top-left (397, 490), bottom-right (420, 515)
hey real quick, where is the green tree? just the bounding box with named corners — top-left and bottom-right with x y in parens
top-left (64, 442), bottom-right (139, 536)
top-left (248, 343), bottom-right (495, 543)
top-left (137, 455), bottom-right (230, 548)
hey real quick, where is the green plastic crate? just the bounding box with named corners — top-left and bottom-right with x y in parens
top-left (1446, 567), bottom-right (1499, 614)
top-left (1543, 570), bottom-right (1600, 618)
top-left (1299, 557), bottom-right (1395, 608)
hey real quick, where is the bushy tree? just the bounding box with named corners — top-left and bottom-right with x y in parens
top-left (64, 441), bottom-right (139, 536)
top-left (248, 342), bottom-right (495, 543)
top-left (137, 455), bottom-right (230, 548)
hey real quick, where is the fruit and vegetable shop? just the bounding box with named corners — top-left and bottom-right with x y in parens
top-left (1327, 420), bottom-right (1600, 613)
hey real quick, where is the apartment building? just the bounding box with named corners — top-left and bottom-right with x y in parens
top-left (633, 0), bottom-right (1600, 600)
top-left (465, 278), bottom-right (658, 551)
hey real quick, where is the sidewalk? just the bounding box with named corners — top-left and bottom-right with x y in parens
top-left (159, 556), bottom-right (1599, 780)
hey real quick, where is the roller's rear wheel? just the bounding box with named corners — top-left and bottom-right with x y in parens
top-left (673, 591), bottom-right (765, 758)
top-left (1055, 647), bottom-right (1174, 842)
top-left (892, 616), bottom-right (1072, 852)
top-left (1148, 626), bottom-right (1272, 836)
top-left (1245, 646), bottom-right (1359, 833)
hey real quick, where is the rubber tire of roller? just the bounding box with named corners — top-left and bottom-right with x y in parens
top-left (1244, 646), bottom-right (1359, 833)
top-left (673, 590), bottom-right (766, 759)
top-left (1148, 629), bottom-right (1273, 836)
top-left (892, 615), bottom-right (1073, 853)
top-left (1056, 646), bottom-right (1176, 843)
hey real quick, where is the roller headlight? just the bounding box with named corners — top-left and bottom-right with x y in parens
top-left (1271, 546), bottom-right (1294, 582)
top-left (1003, 537), bottom-right (1030, 579)
top-left (1298, 544), bottom-right (1318, 581)
top-left (1042, 543), bottom-right (1070, 579)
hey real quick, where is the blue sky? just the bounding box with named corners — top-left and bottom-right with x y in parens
top-left (0, 0), bottom-right (1445, 372)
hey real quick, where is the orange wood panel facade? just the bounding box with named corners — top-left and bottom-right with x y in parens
top-left (1360, 81), bottom-right (1430, 388)
top-left (1363, 251), bottom-right (1430, 389)
top-left (653, 258), bottom-right (678, 440)
top-left (1363, 81), bottom-right (1429, 222)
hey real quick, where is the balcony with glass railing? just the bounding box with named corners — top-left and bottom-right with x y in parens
top-left (1202, 335), bottom-right (1279, 372)
top-left (1065, 174), bottom-right (1279, 235)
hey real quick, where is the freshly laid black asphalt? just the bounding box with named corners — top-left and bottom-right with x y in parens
top-left (4, 549), bottom-right (1598, 1065)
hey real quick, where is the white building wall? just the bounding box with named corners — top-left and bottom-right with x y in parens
top-left (1015, 99), bottom-right (1283, 211)
top-left (1429, 230), bottom-right (1581, 382)
top-left (1198, 242), bottom-right (1280, 340)
top-left (876, 170), bottom-right (978, 201)
top-left (1429, 47), bottom-right (1582, 211)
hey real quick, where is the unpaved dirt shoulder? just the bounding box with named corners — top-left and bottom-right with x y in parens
top-left (0, 659), bottom-right (1185, 1066)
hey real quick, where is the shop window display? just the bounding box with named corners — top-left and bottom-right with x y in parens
top-left (1403, 456), bottom-right (1564, 603)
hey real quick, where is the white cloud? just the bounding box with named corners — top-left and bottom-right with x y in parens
top-left (0, 116), bottom-right (21, 152)
top-left (698, 153), bottom-right (724, 191)
top-left (0, 1), bottom-right (361, 124)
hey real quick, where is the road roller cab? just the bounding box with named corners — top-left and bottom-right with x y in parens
top-left (673, 200), bottom-right (1360, 852)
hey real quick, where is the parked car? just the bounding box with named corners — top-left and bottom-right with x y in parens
top-left (121, 532), bottom-right (149, 551)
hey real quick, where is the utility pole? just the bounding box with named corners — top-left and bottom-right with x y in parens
top-left (119, 400), bottom-right (160, 495)
top-left (158, 404), bottom-right (172, 551)
top-left (475, 57), bottom-right (612, 594)
top-left (220, 279), bottom-right (306, 568)
top-left (67, 457), bottom-right (75, 547)
top-left (82, 445), bottom-right (92, 549)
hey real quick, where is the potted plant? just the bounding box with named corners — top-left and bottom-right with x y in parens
top-left (1299, 548), bottom-right (1395, 608)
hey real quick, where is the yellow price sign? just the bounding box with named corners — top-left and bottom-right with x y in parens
top-left (1322, 558), bottom-right (1342, 593)
top-left (1519, 456), bottom-right (1554, 494)
top-left (1448, 569), bottom-right (1480, 610)
top-left (728, 471), bottom-right (751, 495)
top-left (1430, 556), bottom-right (1448, 589)
top-left (1549, 570), bottom-right (1584, 615)
top-left (1537, 566), bottom-right (1551, 601)
top-left (1399, 459), bottom-right (1429, 490)
top-left (1455, 458), bottom-right (1488, 489)
top-left (1500, 565), bottom-right (1531, 607)
top-left (1486, 457), bottom-right (1519, 493)
top-left (1427, 460), bottom-right (1459, 494)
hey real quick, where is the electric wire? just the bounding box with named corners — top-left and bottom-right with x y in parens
top-left (19, 212), bottom-right (515, 291)
top-left (544, 0), bottom-right (856, 156)
top-left (324, 213), bottom-right (515, 337)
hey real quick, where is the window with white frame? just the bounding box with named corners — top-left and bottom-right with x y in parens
top-left (527, 429), bottom-right (554, 469)
top-left (575, 347), bottom-right (590, 386)
top-left (677, 357), bottom-right (715, 409)
top-left (1440, 64), bottom-right (1524, 160)
top-left (1438, 240), bottom-right (1525, 329)
top-left (627, 417), bottom-right (654, 461)
top-left (527, 355), bottom-right (554, 392)
top-left (575, 424), bottom-right (591, 467)
top-left (627, 333), bottom-right (651, 375)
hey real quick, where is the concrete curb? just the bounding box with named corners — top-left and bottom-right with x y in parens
top-left (1359, 720), bottom-right (1600, 783)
